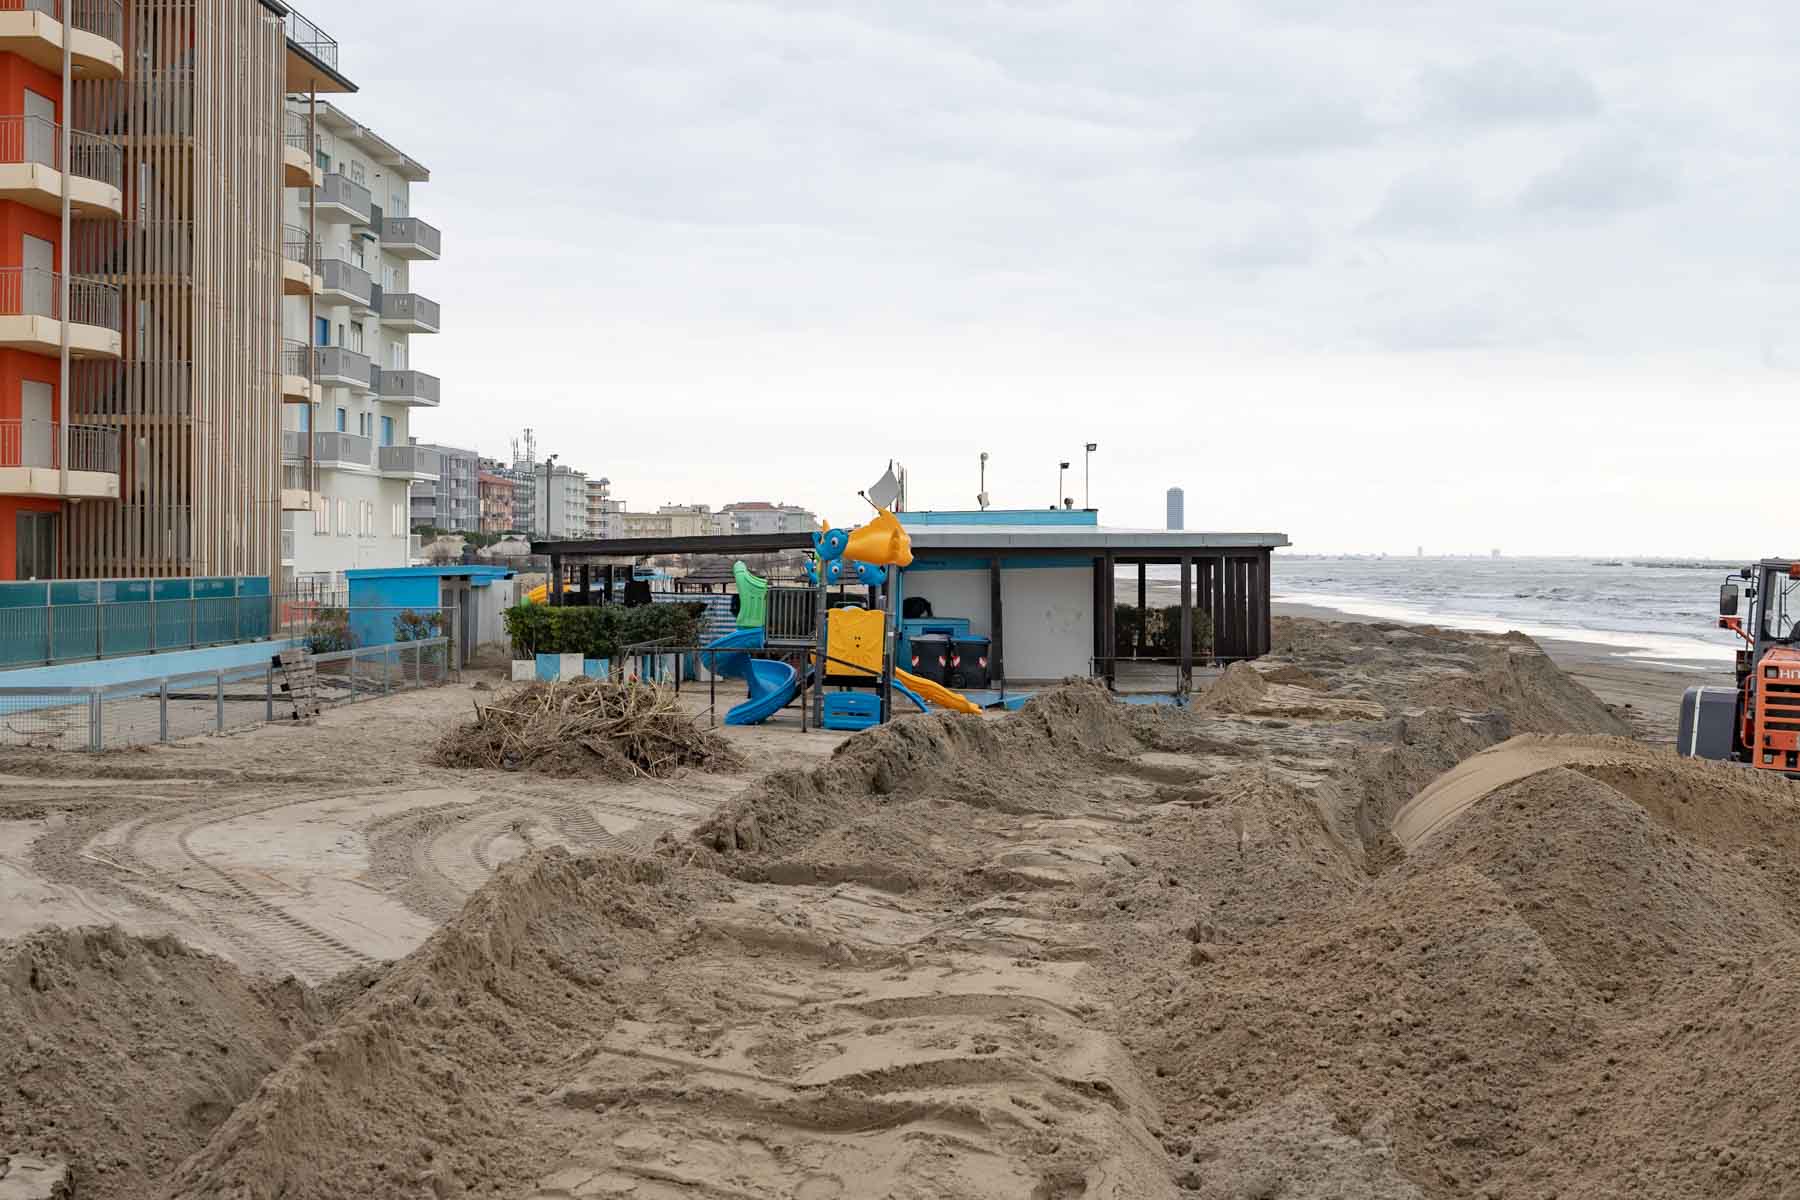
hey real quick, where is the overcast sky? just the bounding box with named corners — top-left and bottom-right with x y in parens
top-left (310, 0), bottom-right (1798, 557)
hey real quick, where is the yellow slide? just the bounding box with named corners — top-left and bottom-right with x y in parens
top-left (893, 668), bottom-right (981, 714)
top-left (525, 582), bottom-right (549, 604)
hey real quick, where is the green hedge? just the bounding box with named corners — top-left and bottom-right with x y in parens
top-left (502, 602), bottom-right (706, 659)
top-left (1113, 603), bottom-right (1212, 657)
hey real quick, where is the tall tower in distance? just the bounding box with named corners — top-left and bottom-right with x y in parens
top-left (1166, 487), bottom-right (1184, 531)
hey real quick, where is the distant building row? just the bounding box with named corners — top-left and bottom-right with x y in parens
top-left (406, 446), bottom-right (814, 541)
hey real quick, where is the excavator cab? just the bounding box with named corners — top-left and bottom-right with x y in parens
top-left (1681, 559), bottom-right (1800, 773)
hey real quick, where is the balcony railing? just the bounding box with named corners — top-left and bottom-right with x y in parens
top-left (280, 339), bottom-right (312, 379)
top-left (381, 217), bottom-right (440, 258)
top-left (379, 444), bottom-right (439, 477)
top-left (0, 419), bottom-right (118, 473)
top-left (281, 224), bottom-right (313, 266)
top-left (284, 110), bottom-right (309, 152)
top-left (313, 344), bottom-right (371, 386)
top-left (3, 1), bottom-right (126, 43)
top-left (313, 430), bottom-right (372, 468)
top-left (0, 268), bottom-right (120, 328)
top-left (378, 368), bottom-right (440, 405)
top-left (316, 257), bottom-right (370, 305)
top-left (314, 172), bottom-right (370, 222)
top-left (0, 115), bottom-right (122, 189)
top-left (381, 292), bottom-right (439, 331)
top-left (283, 5), bottom-right (338, 71)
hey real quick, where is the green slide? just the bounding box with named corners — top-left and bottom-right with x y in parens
top-left (733, 561), bottom-right (769, 630)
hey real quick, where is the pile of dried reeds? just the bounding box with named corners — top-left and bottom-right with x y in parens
top-left (433, 678), bottom-right (745, 778)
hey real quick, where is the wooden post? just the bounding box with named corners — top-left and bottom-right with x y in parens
top-left (1136, 562), bottom-right (1147, 658)
top-left (1211, 554), bottom-right (1227, 666)
top-left (550, 555), bottom-right (563, 606)
top-left (989, 557), bottom-right (1005, 697)
top-left (1179, 554), bottom-right (1194, 695)
top-left (579, 563), bottom-right (590, 604)
top-left (1094, 550), bottom-right (1108, 683)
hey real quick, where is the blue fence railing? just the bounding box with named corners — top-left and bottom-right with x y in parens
top-left (0, 577), bottom-right (274, 669)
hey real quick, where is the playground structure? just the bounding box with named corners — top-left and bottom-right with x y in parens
top-left (700, 506), bottom-right (978, 729)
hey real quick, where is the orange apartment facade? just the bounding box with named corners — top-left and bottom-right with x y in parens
top-left (0, 0), bottom-right (352, 581)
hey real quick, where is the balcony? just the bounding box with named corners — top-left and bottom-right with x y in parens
top-left (279, 340), bottom-right (314, 402)
top-left (315, 256), bottom-right (370, 308)
top-left (378, 444), bottom-right (439, 482)
top-left (378, 367), bottom-right (440, 408)
top-left (312, 344), bottom-right (370, 389)
top-left (381, 216), bottom-right (440, 261)
top-left (312, 171), bottom-right (370, 224)
top-left (282, 112), bottom-right (319, 188)
top-left (0, 418), bottom-right (119, 499)
top-left (283, 5), bottom-right (352, 94)
top-left (0, 117), bottom-right (122, 218)
top-left (311, 430), bottom-right (372, 470)
top-left (0, 1), bottom-right (125, 80)
top-left (380, 292), bottom-right (440, 333)
top-left (279, 461), bottom-right (314, 513)
top-left (0, 269), bottom-right (120, 357)
top-left (280, 225), bottom-right (316, 296)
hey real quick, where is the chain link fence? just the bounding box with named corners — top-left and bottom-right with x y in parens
top-left (0, 638), bottom-right (450, 751)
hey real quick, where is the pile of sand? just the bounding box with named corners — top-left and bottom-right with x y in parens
top-left (1137, 741), bottom-right (1800, 1198)
top-left (0, 928), bottom-right (356, 1200)
top-left (688, 680), bottom-right (1141, 861)
top-left (166, 849), bottom-right (717, 1200)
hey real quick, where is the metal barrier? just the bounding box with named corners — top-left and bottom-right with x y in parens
top-left (0, 638), bottom-right (449, 751)
top-left (0, 578), bottom-right (274, 669)
top-left (0, 419), bottom-right (118, 472)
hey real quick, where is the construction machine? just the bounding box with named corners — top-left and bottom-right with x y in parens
top-left (1678, 559), bottom-right (1800, 772)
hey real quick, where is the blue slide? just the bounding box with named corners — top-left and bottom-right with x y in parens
top-left (704, 628), bottom-right (801, 726)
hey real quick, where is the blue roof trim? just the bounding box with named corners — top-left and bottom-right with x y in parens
top-left (346, 566), bottom-right (515, 582)
top-left (899, 509), bottom-right (1099, 527)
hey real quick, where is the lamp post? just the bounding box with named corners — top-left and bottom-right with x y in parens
top-left (1084, 442), bottom-right (1096, 510)
top-left (1058, 461), bottom-right (1069, 509)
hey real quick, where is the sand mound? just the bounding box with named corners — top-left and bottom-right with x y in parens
top-left (167, 849), bottom-right (711, 1199)
top-left (0, 928), bottom-right (342, 1200)
top-left (431, 679), bottom-right (744, 778)
top-left (688, 680), bottom-right (1141, 859)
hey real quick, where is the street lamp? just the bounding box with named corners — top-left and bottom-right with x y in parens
top-left (1058, 461), bottom-right (1069, 508)
top-left (1084, 442), bottom-right (1096, 510)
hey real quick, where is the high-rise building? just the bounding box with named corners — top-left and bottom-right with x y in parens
top-left (408, 444), bottom-right (478, 533)
top-left (1165, 487), bottom-right (1184, 532)
top-left (279, 93), bottom-right (441, 588)
top-left (477, 468), bottom-right (515, 534)
top-left (720, 500), bottom-right (816, 536)
top-left (0, 4), bottom-right (375, 580)
top-left (585, 476), bottom-right (622, 539)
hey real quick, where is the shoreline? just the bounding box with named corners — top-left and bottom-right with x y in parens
top-left (1268, 598), bottom-right (1731, 744)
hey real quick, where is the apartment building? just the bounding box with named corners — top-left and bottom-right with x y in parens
top-left (0, 2), bottom-right (356, 580)
top-left (585, 476), bottom-right (623, 539)
top-left (618, 504), bottom-right (720, 540)
top-left (408, 443), bottom-right (477, 533)
top-left (478, 468), bottom-right (515, 534)
top-left (279, 95), bottom-right (442, 589)
top-left (720, 500), bottom-right (817, 536)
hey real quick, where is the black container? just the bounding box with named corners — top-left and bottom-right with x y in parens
top-left (947, 635), bottom-right (992, 689)
top-left (907, 634), bottom-right (950, 684)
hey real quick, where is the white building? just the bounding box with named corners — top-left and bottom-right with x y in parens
top-left (720, 501), bottom-right (816, 536)
top-left (505, 461), bottom-right (587, 539)
top-left (280, 101), bottom-right (442, 590)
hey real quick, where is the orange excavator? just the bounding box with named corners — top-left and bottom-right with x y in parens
top-left (1679, 559), bottom-right (1800, 773)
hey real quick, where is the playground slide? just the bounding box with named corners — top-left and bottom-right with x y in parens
top-left (703, 627), bottom-right (801, 726)
top-left (892, 668), bottom-right (981, 714)
top-left (525, 582), bottom-right (549, 604)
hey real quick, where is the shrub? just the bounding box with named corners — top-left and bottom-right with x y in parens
top-left (393, 609), bottom-right (445, 642)
top-left (502, 601), bottom-right (707, 659)
top-left (306, 606), bottom-right (351, 654)
top-left (1112, 603), bottom-right (1213, 657)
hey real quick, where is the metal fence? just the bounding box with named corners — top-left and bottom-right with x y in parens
top-left (0, 578), bottom-right (274, 669)
top-left (0, 268), bottom-right (121, 328)
top-left (0, 638), bottom-right (450, 751)
top-left (283, 4), bottom-right (339, 71)
top-left (0, 419), bottom-right (119, 473)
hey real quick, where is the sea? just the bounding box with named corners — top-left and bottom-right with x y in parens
top-left (1266, 557), bottom-right (1741, 667)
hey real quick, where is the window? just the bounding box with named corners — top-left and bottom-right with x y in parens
top-left (336, 499), bottom-right (349, 537)
top-left (313, 494), bottom-right (328, 535)
top-left (297, 404), bottom-right (311, 433)
top-left (380, 415), bottom-right (394, 446)
top-left (314, 316), bottom-right (329, 346)
top-left (391, 504), bottom-right (404, 537)
top-left (315, 149), bottom-right (330, 171)
top-left (389, 342), bottom-right (406, 369)
top-left (335, 408), bottom-right (346, 432)
top-left (358, 412), bottom-right (370, 438)
top-left (336, 323), bottom-right (346, 347)
top-left (348, 323), bottom-right (363, 353)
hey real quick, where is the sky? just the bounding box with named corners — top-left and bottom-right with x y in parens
top-left (306, 0), bottom-right (1800, 558)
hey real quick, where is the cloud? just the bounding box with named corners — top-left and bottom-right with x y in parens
top-left (1182, 94), bottom-right (1377, 158)
top-left (1517, 138), bottom-right (1678, 216)
top-left (1205, 215), bottom-right (1320, 269)
top-left (1362, 166), bottom-right (1480, 236)
top-left (1419, 56), bottom-right (1602, 125)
